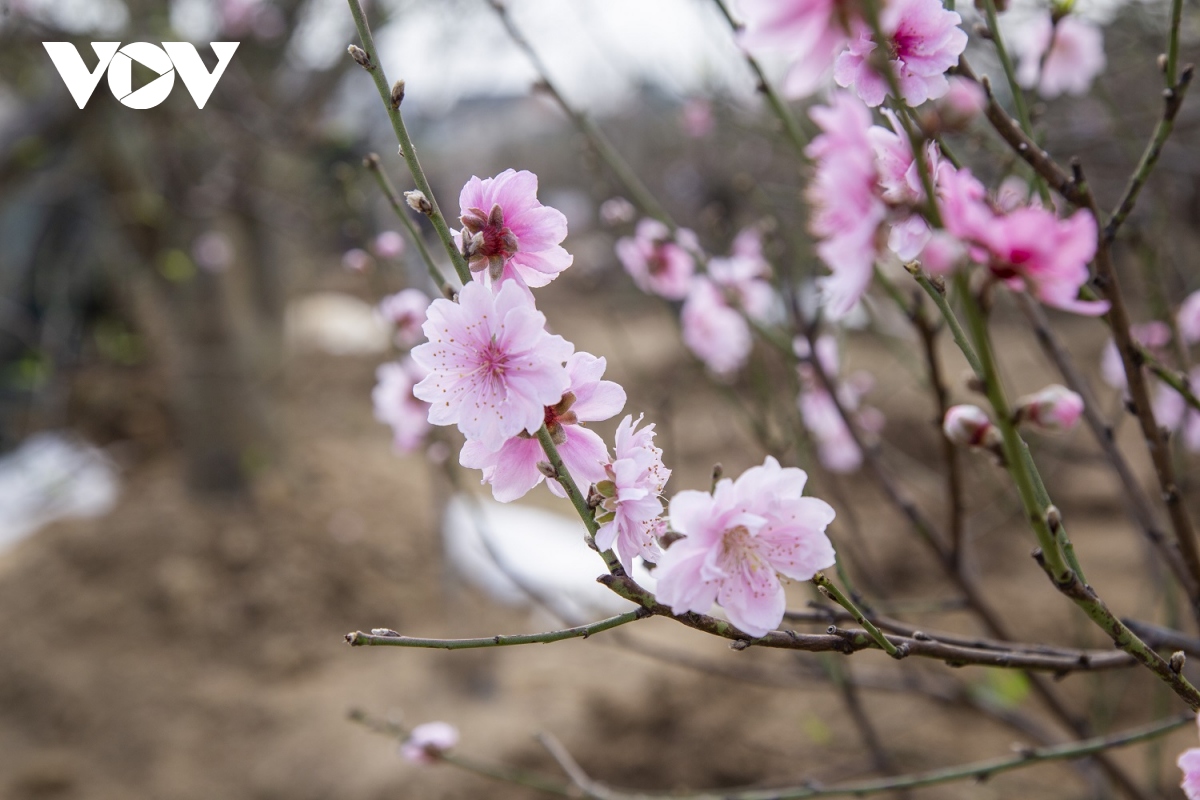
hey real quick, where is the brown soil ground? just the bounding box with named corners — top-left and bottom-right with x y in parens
top-left (0, 277), bottom-right (1195, 800)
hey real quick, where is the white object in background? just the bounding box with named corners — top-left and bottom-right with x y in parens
top-left (0, 432), bottom-right (120, 551)
top-left (442, 493), bottom-right (657, 623)
top-left (284, 292), bottom-right (391, 356)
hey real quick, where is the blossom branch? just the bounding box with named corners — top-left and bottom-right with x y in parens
top-left (945, 269), bottom-right (1200, 709)
top-left (345, 0), bottom-right (471, 284)
top-left (1074, 166), bottom-right (1200, 617)
top-left (812, 572), bottom-right (903, 658)
top-left (1105, 64), bottom-right (1193, 242)
top-left (348, 709), bottom-right (573, 796)
top-left (1015, 293), bottom-right (1200, 619)
top-left (709, 0), bottom-right (810, 159)
top-left (599, 574), bottom-right (1140, 672)
top-left (486, 0), bottom-right (674, 228)
top-left (345, 608), bottom-right (650, 649)
top-left (487, 712), bottom-right (1194, 800)
top-left (362, 152), bottom-right (450, 293)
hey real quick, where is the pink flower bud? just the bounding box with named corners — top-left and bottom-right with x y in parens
top-left (1015, 384), bottom-right (1084, 432)
top-left (943, 405), bottom-right (998, 448)
top-left (400, 721), bottom-right (459, 765)
top-left (373, 230), bottom-right (406, 260)
top-left (935, 76), bottom-right (986, 130)
top-left (341, 248), bottom-right (372, 274)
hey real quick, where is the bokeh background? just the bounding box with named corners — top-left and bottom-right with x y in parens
top-left (2, 0), bottom-right (1200, 798)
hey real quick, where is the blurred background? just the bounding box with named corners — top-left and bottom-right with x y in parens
top-left (2, 0), bottom-right (1200, 798)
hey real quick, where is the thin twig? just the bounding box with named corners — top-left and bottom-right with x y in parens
top-left (345, 0), bottom-right (471, 283)
top-left (495, 714), bottom-right (1194, 800)
top-left (362, 152), bottom-right (448, 292)
top-left (346, 608), bottom-right (650, 648)
top-left (487, 0), bottom-right (674, 227)
top-left (1015, 293), bottom-right (1200, 621)
top-left (1105, 65), bottom-right (1194, 242)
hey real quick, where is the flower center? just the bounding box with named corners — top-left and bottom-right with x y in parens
top-left (647, 246), bottom-right (671, 276)
top-left (462, 203), bottom-right (520, 281)
top-left (719, 524), bottom-right (767, 573)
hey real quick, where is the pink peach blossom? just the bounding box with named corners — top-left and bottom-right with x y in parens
top-left (1179, 291), bottom-right (1200, 345)
top-left (401, 722), bottom-right (459, 765)
top-left (1101, 322), bottom-right (1171, 389)
top-left (1016, 384), bottom-right (1084, 432)
top-left (1016, 14), bottom-right (1106, 99)
top-left (739, 0), bottom-right (856, 98)
top-left (1153, 372), bottom-right (1200, 453)
top-left (654, 456), bottom-right (836, 638)
top-left (681, 277), bottom-right (753, 376)
top-left (806, 93), bottom-right (888, 318)
top-left (459, 352), bottom-right (626, 503)
top-left (594, 414), bottom-right (671, 573)
top-left (615, 219), bottom-right (698, 301)
top-left (378, 288), bottom-right (431, 349)
top-left (457, 169), bottom-right (572, 289)
top-left (982, 207), bottom-right (1109, 316)
top-left (1179, 717), bottom-right (1200, 798)
top-left (373, 357), bottom-right (431, 454)
top-left (411, 280), bottom-right (572, 451)
top-left (833, 0), bottom-right (966, 107)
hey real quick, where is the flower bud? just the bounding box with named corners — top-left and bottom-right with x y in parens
top-left (390, 78), bottom-right (406, 108)
top-left (943, 404), bottom-right (1000, 449)
top-left (347, 44), bottom-right (371, 69)
top-left (1014, 384), bottom-right (1084, 432)
top-left (400, 722), bottom-right (459, 765)
top-left (405, 190), bottom-right (433, 215)
top-left (934, 76), bottom-right (987, 131)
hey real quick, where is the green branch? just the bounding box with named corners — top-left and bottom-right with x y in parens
top-left (345, 608), bottom-right (649, 649)
top-left (345, 0), bottom-right (471, 284)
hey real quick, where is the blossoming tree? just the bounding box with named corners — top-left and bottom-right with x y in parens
top-left (341, 0), bottom-right (1200, 796)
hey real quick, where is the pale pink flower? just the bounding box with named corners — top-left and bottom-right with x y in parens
top-left (943, 404), bottom-right (999, 449)
top-left (1101, 322), bottom-right (1171, 389)
top-left (833, 0), bottom-right (966, 107)
top-left (739, 0), bottom-right (856, 98)
top-left (1179, 291), bottom-right (1200, 345)
top-left (342, 248), bottom-right (372, 273)
top-left (1015, 384), bottom-right (1084, 432)
top-left (600, 197), bottom-right (637, 226)
top-left (795, 337), bottom-right (882, 474)
top-left (654, 456), bottom-right (836, 638)
top-left (681, 277), bottom-right (753, 376)
top-left (373, 230), bottom-right (406, 260)
top-left (917, 230), bottom-right (967, 274)
top-left (615, 219), bottom-right (698, 300)
top-left (935, 76), bottom-right (986, 129)
top-left (192, 231), bottom-right (233, 273)
top-left (378, 288), bottom-right (431, 349)
top-left (401, 722), bottom-right (459, 765)
top-left (1179, 717), bottom-right (1200, 798)
top-left (373, 357), bottom-right (431, 454)
top-left (1154, 372), bottom-right (1200, 453)
top-left (806, 93), bottom-right (888, 318)
top-left (411, 281), bottom-right (572, 451)
top-left (459, 352), bottom-right (626, 503)
top-left (681, 98), bottom-right (714, 138)
top-left (708, 256), bottom-right (778, 323)
top-left (457, 169), bottom-right (572, 289)
top-left (595, 414), bottom-right (671, 573)
top-left (732, 226), bottom-right (766, 264)
top-left (1016, 14), bottom-right (1106, 98)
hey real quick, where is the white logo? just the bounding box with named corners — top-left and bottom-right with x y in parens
top-left (42, 42), bottom-right (239, 109)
